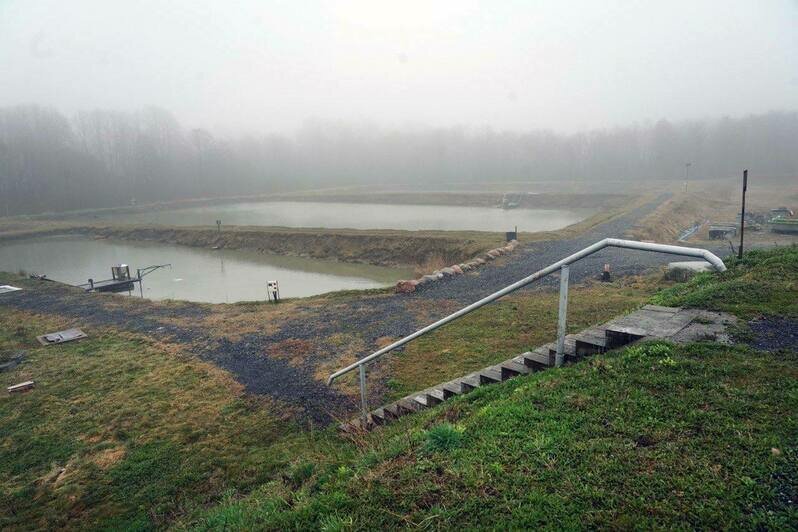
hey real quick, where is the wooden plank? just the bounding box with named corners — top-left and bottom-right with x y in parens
top-left (8, 381), bottom-right (35, 394)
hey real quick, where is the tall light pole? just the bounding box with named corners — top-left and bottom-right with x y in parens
top-left (684, 162), bottom-right (691, 192)
top-left (738, 169), bottom-right (748, 259)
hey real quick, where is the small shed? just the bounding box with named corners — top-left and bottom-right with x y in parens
top-left (708, 224), bottom-right (737, 240)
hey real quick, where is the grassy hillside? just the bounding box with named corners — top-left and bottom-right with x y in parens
top-left (182, 246), bottom-right (797, 530)
top-left (187, 342), bottom-right (797, 530)
top-left (1, 246), bottom-right (795, 530)
top-left (0, 311), bottom-right (340, 530)
top-left (652, 246), bottom-right (798, 318)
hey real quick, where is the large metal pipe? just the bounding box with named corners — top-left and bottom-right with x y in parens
top-left (327, 239), bottom-right (726, 384)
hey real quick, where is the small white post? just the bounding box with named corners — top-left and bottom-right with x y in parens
top-left (359, 364), bottom-right (368, 425)
top-left (555, 264), bottom-right (570, 367)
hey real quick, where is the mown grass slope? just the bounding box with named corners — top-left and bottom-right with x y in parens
top-left (188, 342), bottom-right (797, 530)
top-left (0, 311), bottom-right (340, 530)
top-left (183, 246), bottom-right (797, 530)
top-left (2, 247), bottom-right (795, 530)
top-left (652, 245), bottom-right (798, 318)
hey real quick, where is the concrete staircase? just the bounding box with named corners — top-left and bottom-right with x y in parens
top-left (343, 305), bottom-right (735, 431)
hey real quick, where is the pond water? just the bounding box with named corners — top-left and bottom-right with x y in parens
top-left (89, 201), bottom-right (594, 232)
top-left (0, 235), bottom-right (412, 303)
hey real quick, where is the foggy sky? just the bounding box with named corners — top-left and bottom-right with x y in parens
top-left (1, 0), bottom-right (796, 136)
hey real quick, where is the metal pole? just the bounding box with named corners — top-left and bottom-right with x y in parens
top-left (359, 364), bottom-right (368, 425)
top-left (138, 269), bottom-right (143, 298)
top-left (738, 169), bottom-right (747, 259)
top-left (555, 264), bottom-right (569, 367)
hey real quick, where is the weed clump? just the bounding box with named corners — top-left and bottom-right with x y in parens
top-left (423, 423), bottom-right (465, 453)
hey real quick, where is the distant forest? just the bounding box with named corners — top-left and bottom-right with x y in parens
top-left (1, 105), bottom-right (796, 216)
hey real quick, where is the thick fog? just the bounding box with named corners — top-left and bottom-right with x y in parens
top-left (2, 0), bottom-right (796, 134)
top-left (0, 1), bottom-right (797, 215)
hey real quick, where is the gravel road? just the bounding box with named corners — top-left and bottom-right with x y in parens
top-left (1, 194), bottom-right (731, 424)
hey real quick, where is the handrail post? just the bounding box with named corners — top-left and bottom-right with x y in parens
top-left (359, 364), bottom-right (368, 425)
top-left (555, 264), bottom-right (569, 367)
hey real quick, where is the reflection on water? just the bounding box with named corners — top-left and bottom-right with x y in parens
top-left (92, 201), bottom-right (593, 232)
top-left (0, 235), bottom-right (412, 303)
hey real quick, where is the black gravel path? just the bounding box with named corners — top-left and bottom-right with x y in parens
top-left (0, 283), bottom-right (355, 424)
top-left (748, 317), bottom-right (798, 352)
top-left (1, 194), bottom-right (729, 424)
top-left (413, 193), bottom-right (725, 302)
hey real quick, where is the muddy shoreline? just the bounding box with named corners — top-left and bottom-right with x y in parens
top-left (0, 224), bottom-right (504, 269)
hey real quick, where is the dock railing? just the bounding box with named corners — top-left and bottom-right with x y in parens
top-left (327, 239), bottom-right (727, 423)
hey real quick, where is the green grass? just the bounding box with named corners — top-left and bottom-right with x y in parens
top-left (3, 247), bottom-right (796, 530)
top-left (0, 310), bottom-right (344, 530)
top-left (652, 245), bottom-right (798, 318)
top-left (184, 341), bottom-right (797, 530)
top-left (178, 246), bottom-right (798, 530)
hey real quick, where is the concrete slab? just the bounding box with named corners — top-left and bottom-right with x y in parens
top-left (36, 328), bottom-right (87, 346)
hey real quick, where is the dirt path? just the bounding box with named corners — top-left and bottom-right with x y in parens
top-left (2, 194), bottom-right (721, 424)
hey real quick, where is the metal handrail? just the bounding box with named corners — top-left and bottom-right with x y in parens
top-left (327, 239), bottom-right (726, 421)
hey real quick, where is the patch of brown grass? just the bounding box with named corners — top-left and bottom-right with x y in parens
top-left (91, 446), bottom-right (126, 469)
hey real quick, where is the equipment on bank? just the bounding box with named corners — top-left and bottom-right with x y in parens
top-left (267, 280), bottom-right (280, 302)
top-left (78, 263), bottom-right (171, 296)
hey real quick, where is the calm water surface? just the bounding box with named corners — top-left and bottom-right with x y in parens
top-left (0, 235), bottom-right (412, 303)
top-left (92, 201), bottom-right (594, 232)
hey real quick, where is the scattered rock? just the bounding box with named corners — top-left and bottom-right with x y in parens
top-left (0, 351), bottom-right (26, 373)
top-left (394, 280), bottom-right (417, 293)
top-left (451, 265), bottom-right (463, 275)
top-left (748, 317), bottom-right (798, 351)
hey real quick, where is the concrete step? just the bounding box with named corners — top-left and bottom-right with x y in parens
top-left (411, 394), bottom-right (431, 408)
top-left (370, 408), bottom-right (390, 425)
top-left (522, 348), bottom-right (555, 368)
top-left (604, 325), bottom-right (647, 350)
top-left (341, 305), bottom-right (734, 432)
top-left (441, 381), bottom-right (466, 399)
top-left (459, 375), bottom-right (480, 392)
top-left (427, 389), bottom-right (446, 404)
top-left (574, 328), bottom-right (608, 358)
top-left (500, 360), bottom-right (531, 379)
top-left (479, 368), bottom-right (503, 384)
top-left (383, 403), bottom-right (402, 419)
top-left (548, 339), bottom-right (576, 358)
top-left (397, 398), bottom-right (423, 415)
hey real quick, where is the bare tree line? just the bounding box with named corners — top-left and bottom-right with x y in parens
top-left (1, 105), bottom-right (796, 216)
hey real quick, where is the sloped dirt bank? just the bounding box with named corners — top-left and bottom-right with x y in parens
top-left (68, 225), bottom-right (503, 269)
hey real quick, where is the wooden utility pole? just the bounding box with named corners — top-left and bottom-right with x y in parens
top-left (738, 169), bottom-right (747, 259)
